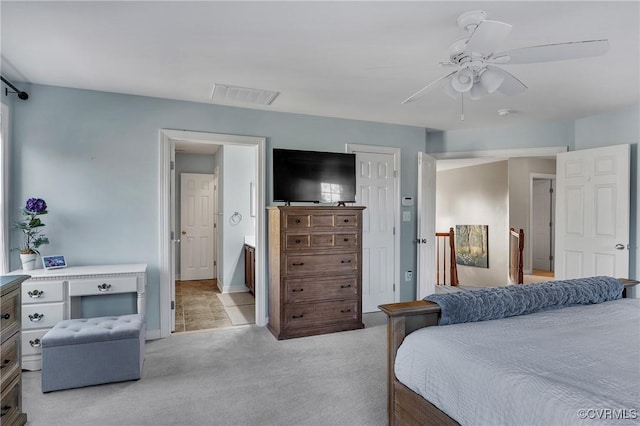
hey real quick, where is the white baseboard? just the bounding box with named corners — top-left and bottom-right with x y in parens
top-left (220, 284), bottom-right (250, 294)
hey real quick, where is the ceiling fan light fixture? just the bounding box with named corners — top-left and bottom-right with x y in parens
top-left (480, 67), bottom-right (505, 93)
top-left (469, 82), bottom-right (487, 100)
top-left (451, 68), bottom-right (474, 92)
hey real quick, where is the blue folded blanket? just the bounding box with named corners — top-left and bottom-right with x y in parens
top-left (425, 276), bottom-right (623, 325)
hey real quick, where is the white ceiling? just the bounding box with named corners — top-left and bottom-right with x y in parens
top-left (1, 1), bottom-right (638, 131)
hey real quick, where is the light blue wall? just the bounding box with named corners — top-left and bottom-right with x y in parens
top-left (9, 83), bottom-right (427, 332)
top-left (426, 119), bottom-right (575, 153)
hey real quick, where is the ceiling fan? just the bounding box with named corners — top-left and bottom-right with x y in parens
top-left (402, 10), bottom-right (609, 106)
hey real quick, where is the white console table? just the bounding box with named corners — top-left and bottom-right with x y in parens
top-left (8, 264), bottom-right (146, 371)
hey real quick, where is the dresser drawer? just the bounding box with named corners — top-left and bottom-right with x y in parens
top-left (285, 232), bottom-right (358, 251)
top-left (285, 276), bottom-right (358, 303)
top-left (334, 214), bottom-right (358, 228)
top-left (0, 374), bottom-right (22, 422)
top-left (0, 333), bottom-right (20, 387)
top-left (285, 253), bottom-right (358, 275)
top-left (68, 276), bottom-right (137, 296)
top-left (0, 289), bottom-right (19, 339)
top-left (22, 280), bottom-right (64, 304)
top-left (284, 211), bottom-right (356, 230)
top-left (283, 300), bottom-right (359, 330)
top-left (22, 303), bottom-right (64, 330)
top-left (22, 329), bottom-right (48, 356)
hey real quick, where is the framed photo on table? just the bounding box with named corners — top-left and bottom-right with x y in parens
top-left (42, 255), bottom-right (67, 270)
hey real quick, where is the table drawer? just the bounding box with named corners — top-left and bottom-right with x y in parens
top-left (285, 252), bottom-right (358, 275)
top-left (0, 289), bottom-right (19, 339)
top-left (0, 333), bottom-right (20, 387)
top-left (22, 329), bottom-right (48, 356)
top-left (68, 276), bottom-right (137, 296)
top-left (284, 276), bottom-right (358, 303)
top-left (283, 299), bottom-right (359, 330)
top-left (334, 214), bottom-right (358, 228)
top-left (22, 280), bottom-right (64, 304)
top-left (22, 303), bottom-right (64, 330)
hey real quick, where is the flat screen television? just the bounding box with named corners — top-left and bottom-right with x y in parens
top-left (273, 148), bottom-right (356, 204)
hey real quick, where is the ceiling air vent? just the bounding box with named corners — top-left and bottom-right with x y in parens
top-left (210, 84), bottom-right (279, 106)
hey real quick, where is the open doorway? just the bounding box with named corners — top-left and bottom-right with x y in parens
top-left (159, 130), bottom-right (266, 339)
top-left (530, 174), bottom-right (556, 279)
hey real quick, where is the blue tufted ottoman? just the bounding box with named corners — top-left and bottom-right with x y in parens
top-left (41, 314), bottom-right (145, 392)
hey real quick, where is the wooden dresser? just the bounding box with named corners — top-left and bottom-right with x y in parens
top-left (267, 205), bottom-right (365, 339)
top-left (1, 275), bottom-right (28, 426)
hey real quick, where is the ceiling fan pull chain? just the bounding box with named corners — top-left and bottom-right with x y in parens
top-left (460, 93), bottom-right (465, 121)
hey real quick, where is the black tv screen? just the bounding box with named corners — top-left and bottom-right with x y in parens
top-left (273, 149), bottom-right (356, 203)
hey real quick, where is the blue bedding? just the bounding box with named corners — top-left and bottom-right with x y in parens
top-left (425, 276), bottom-right (623, 325)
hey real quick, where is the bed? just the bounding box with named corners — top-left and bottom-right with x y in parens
top-left (379, 278), bottom-right (639, 426)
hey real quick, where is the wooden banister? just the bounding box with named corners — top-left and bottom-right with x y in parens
top-left (435, 227), bottom-right (459, 286)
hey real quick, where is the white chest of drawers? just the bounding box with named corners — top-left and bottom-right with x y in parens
top-left (9, 264), bottom-right (146, 371)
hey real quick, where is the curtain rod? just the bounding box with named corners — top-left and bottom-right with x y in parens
top-left (0, 76), bottom-right (29, 100)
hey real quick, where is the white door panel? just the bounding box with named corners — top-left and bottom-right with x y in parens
top-left (180, 173), bottom-right (215, 281)
top-left (532, 179), bottom-right (553, 271)
top-left (555, 145), bottom-right (629, 279)
top-left (355, 151), bottom-right (396, 312)
top-left (417, 153), bottom-right (437, 300)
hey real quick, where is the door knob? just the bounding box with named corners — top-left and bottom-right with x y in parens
top-left (181, 231), bottom-right (187, 235)
top-left (615, 244), bottom-right (625, 250)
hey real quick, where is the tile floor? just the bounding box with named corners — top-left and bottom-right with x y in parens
top-left (174, 279), bottom-right (232, 332)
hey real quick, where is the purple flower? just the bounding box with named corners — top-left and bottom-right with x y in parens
top-left (25, 198), bottom-right (47, 214)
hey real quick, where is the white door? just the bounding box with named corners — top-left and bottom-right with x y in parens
top-left (532, 179), bottom-right (553, 271)
top-left (417, 153), bottom-right (437, 300)
top-left (355, 151), bottom-right (397, 312)
top-left (555, 144), bottom-right (630, 279)
top-left (180, 173), bottom-right (215, 281)
top-left (212, 168), bottom-right (219, 281)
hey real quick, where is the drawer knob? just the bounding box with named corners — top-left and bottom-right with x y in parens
top-left (97, 283), bottom-right (112, 292)
top-left (341, 309), bottom-right (351, 313)
top-left (28, 289), bottom-right (44, 298)
top-left (344, 219), bottom-right (349, 223)
top-left (340, 284), bottom-right (352, 288)
top-left (295, 219), bottom-right (301, 223)
top-left (340, 260), bottom-right (352, 264)
top-left (0, 359), bottom-right (10, 369)
top-left (1, 405), bottom-right (11, 417)
top-left (292, 262), bottom-right (304, 266)
top-left (292, 314), bottom-right (304, 319)
top-left (0, 313), bottom-right (9, 320)
top-left (28, 313), bottom-right (44, 322)
top-left (29, 338), bottom-right (41, 348)
top-left (295, 239), bottom-right (301, 244)
top-left (291, 288), bottom-right (304, 292)
top-left (343, 238), bottom-right (349, 242)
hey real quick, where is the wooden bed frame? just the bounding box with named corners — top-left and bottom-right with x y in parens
top-left (378, 278), bottom-right (639, 426)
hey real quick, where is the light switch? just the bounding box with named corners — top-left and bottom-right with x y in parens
top-left (402, 211), bottom-right (411, 222)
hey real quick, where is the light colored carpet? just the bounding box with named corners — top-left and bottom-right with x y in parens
top-left (22, 315), bottom-right (387, 426)
top-left (217, 292), bottom-right (255, 307)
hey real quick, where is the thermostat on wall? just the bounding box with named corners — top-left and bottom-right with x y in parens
top-left (401, 196), bottom-right (414, 206)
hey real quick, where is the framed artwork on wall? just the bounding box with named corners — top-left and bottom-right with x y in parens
top-left (455, 225), bottom-right (489, 268)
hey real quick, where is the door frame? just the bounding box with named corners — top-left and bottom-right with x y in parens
top-left (346, 143), bottom-right (401, 304)
top-left (529, 173), bottom-right (556, 274)
top-left (159, 129), bottom-right (266, 338)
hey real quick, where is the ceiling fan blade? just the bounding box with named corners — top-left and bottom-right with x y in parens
top-left (401, 70), bottom-right (457, 104)
top-left (494, 39), bottom-right (609, 64)
top-left (465, 20), bottom-right (512, 55)
top-left (489, 66), bottom-right (528, 96)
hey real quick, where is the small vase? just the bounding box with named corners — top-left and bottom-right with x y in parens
top-left (20, 253), bottom-right (38, 271)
